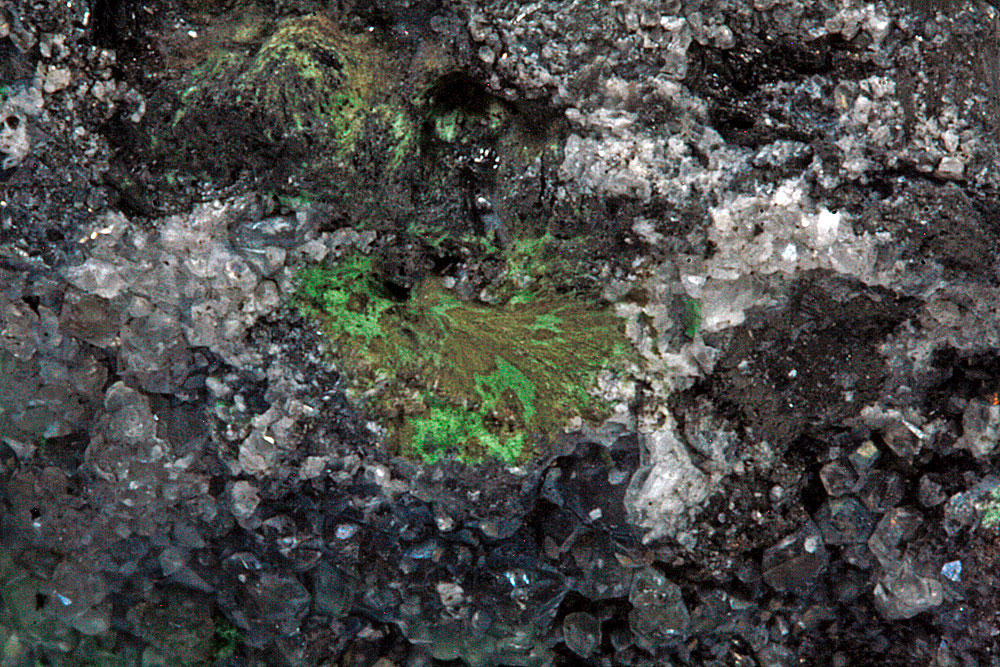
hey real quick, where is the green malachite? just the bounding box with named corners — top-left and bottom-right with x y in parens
top-left (296, 252), bottom-right (629, 464)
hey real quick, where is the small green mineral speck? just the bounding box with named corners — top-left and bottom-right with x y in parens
top-left (683, 297), bottom-right (702, 339)
top-left (979, 487), bottom-right (1000, 529)
top-left (211, 616), bottom-right (244, 662)
top-left (528, 312), bottom-right (563, 334)
top-left (475, 356), bottom-right (537, 423)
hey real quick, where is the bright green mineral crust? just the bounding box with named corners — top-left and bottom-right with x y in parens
top-left (296, 254), bottom-right (629, 465)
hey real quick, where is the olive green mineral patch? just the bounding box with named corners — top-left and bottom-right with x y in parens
top-left (296, 253), bottom-right (630, 464)
top-left (237, 14), bottom-right (377, 144)
top-left (174, 14), bottom-right (389, 150)
top-left (148, 11), bottom-right (423, 210)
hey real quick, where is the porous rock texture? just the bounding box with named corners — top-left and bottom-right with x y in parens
top-left (3, 1), bottom-right (1000, 666)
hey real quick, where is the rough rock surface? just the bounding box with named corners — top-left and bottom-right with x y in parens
top-left (4, 1), bottom-right (1000, 666)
